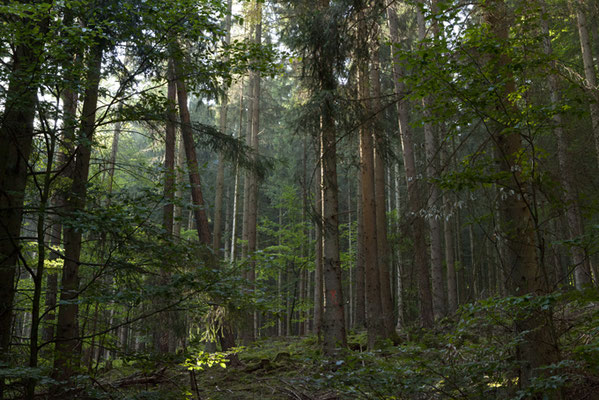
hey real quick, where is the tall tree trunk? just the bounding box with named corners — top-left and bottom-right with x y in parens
top-left (248, 4), bottom-right (261, 341)
top-left (393, 160), bottom-right (404, 329)
top-left (317, 0), bottom-right (346, 355)
top-left (347, 181), bottom-right (353, 329)
top-left (313, 157), bottom-right (324, 338)
top-left (355, 172), bottom-right (366, 329)
top-left (442, 144), bottom-right (458, 313)
top-left (240, 1), bottom-right (262, 343)
top-left (163, 61), bottom-right (177, 236)
top-left (357, 15), bottom-right (383, 348)
top-left (153, 61), bottom-right (178, 354)
top-left (53, 42), bottom-right (104, 382)
top-left (0, 41), bottom-right (45, 393)
top-left (320, 113), bottom-right (346, 353)
top-left (230, 78), bottom-right (245, 261)
top-left (483, 0), bottom-right (559, 390)
top-left (173, 48), bottom-right (239, 362)
top-left (173, 134), bottom-right (186, 238)
top-left (213, 0), bottom-right (233, 255)
top-left (25, 109), bottom-right (58, 399)
top-left (386, 0), bottom-right (433, 328)
top-left (573, 0), bottom-right (599, 168)
top-left (172, 53), bottom-right (212, 246)
top-left (417, 2), bottom-right (446, 321)
top-left (371, 44), bottom-right (395, 337)
top-left (42, 86), bottom-right (79, 344)
top-left (542, 1), bottom-right (592, 288)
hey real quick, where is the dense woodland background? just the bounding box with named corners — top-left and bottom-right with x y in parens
top-left (1, 0), bottom-right (599, 398)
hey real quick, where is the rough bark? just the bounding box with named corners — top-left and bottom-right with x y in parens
top-left (320, 114), bottom-right (346, 353)
top-left (212, 0), bottom-right (233, 255)
top-left (230, 78), bottom-right (245, 261)
top-left (240, 2), bottom-right (262, 343)
top-left (313, 161), bottom-right (324, 338)
top-left (393, 160), bottom-right (404, 329)
top-left (386, 0), bottom-right (433, 328)
top-left (173, 134), bottom-right (186, 238)
top-left (153, 61), bottom-right (177, 355)
top-left (53, 42), bottom-right (104, 382)
top-left (442, 145), bottom-right (458, 313)
top-left (163, 61), bottom-right (177, 236)
top-left (172, 54), bottom-right (212, 245)
top-left (0, 41), bottom-right (44, 389)
top-left (417, 2), bottom-right (446, 321)
top-left (316, 0), bottom-right (346, 355)
top-left (371, 46), bottom-right (395, 337)
top-left (357, 16), bottom-right (383, 348)
top-left (354, 173), bottom-right (366, 329)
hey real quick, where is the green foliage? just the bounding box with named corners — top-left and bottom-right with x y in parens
top-left (183, 350), bottom-right (230, 371)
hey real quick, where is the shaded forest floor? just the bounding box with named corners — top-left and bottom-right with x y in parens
top-left (94, 335), bottom-right (347, 400)
top-left (23, 291), bottom-right (599, 399)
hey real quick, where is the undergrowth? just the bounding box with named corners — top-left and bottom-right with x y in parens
top-left (9, 290), bottom-right (598, 399)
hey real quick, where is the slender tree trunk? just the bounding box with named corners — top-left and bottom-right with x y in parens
top-left (483, 0), bottom-right (559, 390)
top-left (173, 134), bottom-right (185, 238)
top-left (417, 3), bottom-right (446, 321)
top-left (393, 161), bottom-right (404, 329)
top-left (173, 48), bottom-right (240, 361)
top-left (316, 1), bottom-right (346, 353)
top-left (25, 115), bottom-right (57, 399)
top-left (320, 112), bottom-right (346, 353)
top-left (542, 1), bottom-right (592, 288)
top-left (172, 53), bottom-right (212, 245)
top-left (98, 110), bottom-right (121, 363)
top-left (442, 145), bottom-right (458, 313)
top-left (301, 138), bottom-right (309, 335)
top-left (573, 0), bottom-right (599, 167)
top-left (357, 18), bottom-right (384, 348)
top-left (230, 79), bottom-right (245, 261)
top-left (213, 0), bottom-right (233, 255)
top-left (347, 183), bottom-right (353, 329)
top-left (277, 207), bottom-right (283, 336)
top-left (53, 42), bottom-right (104, 382)
top-left (314, 158), bottom-right (324, 339)
top-left (248, 5), bottom-right (261, 341)
top-left (371, 45), bottom-right (395, 337)
top-left (240, 2), bottom-right (262, 343)
top-left (163, 61), bottom-right (177, 236)
top-left (153, 61), bottom-right (177, 354)
top-left (355, 172), bottom-right (366, 329)
top-left (43, 86), bottom-right (79, 344)
top-left (386, 0), bottom-right (433, 328)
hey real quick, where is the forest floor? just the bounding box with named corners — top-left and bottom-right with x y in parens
top-left (103, 335), bottom-right (348, 400)
top-left (94, 326), bottom-right (599, 400)
top-left (55, 294), bottom-right (599, 400)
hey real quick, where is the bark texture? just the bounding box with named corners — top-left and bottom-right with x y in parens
top-left (318, 0), bottom-right (346, 355)
top-left (386, 0), bottom-right (433, 328)
top-left (212, 0), bottom-right (233, 255)
top-left (172, 53), bottom-right (212, 245)
top-left (371, 46), bottom-right (395, 337)
top-left (0, 40), bottom-right (44, 384)
top-left (54, 43), bottom-right (104, 381)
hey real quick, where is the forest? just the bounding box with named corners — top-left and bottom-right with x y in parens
top-left (1, 0), bottom-right (599, 398)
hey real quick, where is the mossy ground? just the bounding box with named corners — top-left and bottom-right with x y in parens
top-left (189, 336), bottom-right (343, 400)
